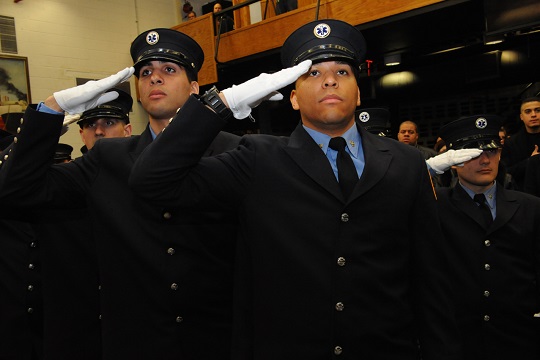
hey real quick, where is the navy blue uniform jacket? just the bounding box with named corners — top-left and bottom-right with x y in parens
top-left (436, 184), bottom-right (540, 360)
top-left (130, 96), bottom-right (463, 360)
top-left (0, 105), bottom-right (240, 360)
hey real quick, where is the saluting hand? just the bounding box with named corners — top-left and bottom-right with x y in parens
top-left (52, 67), bottom-right (134, 115)
top-left (221, 60), bottom-right (312, 119)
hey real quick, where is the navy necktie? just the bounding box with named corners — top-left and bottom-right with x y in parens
top-left (329, 137), bottom-right (358, 198)
top-left (473, 193), bottom-right (493, 227)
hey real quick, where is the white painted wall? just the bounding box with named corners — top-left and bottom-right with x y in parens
top-left (1, 0), bottom-right (181, 157)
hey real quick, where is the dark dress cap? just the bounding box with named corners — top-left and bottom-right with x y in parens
top-left (54, 143), bottom-right (73, 163)
top-left (130, 28), bottom-right (204, 79)
top-left (281, 19), bottom-right (366, 67)
top-left (439, 115), bottom-right (502, 150)
top-left (77, 88), bottom-right (133, 127)
top-left (356, 107), bottom-right (391, 136)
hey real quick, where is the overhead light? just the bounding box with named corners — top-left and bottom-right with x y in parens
top-left (483, 33), bottom-right (505, 45)
top-left (384, 54), bottom-right (401, 66)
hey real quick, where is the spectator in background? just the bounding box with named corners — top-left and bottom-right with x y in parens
top-left (187, 10), bottom-right (197, 20)
top-left (499, 125), bottom-right (507, 146)
top-left (501, 96), bottom-right (540, 191)
top-left (397, 120), bottom-right (437, 160)
top-left (213, 1), bottom-right (234, 34)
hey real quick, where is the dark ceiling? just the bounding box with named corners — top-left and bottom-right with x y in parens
top-left (216, 0), bottom-right (540, 136)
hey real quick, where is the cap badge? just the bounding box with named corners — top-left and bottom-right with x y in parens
top-left (475, 117), bottom-right (488, 129)
top-left (146, 31), bottom-right (160, 45)
top-left (358, 111), bottom-right (370, 122)
top-left (313, 23), bottom-right (331, 39)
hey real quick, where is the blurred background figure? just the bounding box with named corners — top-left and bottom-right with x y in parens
top-left (356, 107), bottom-right (391, 137)
top-left (397, 120), bottom-right (437, 160)
top-left (213, 1), bottom-right (234, 34)
top-left (53, 143), bottom-right (73, 164)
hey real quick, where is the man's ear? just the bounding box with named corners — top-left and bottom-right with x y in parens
top-left (190, 81), bottom-right (200, 95)
top-left (124, 124), bottom-right (133, 137)
top-left (356, 88), bottom-right (361, 107)
top-left (290, 89), bottom-right (299, 110)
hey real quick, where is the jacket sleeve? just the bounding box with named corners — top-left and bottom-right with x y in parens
top-left (0, 106), bottom-right (90, 210)
top-left (129, 95), bottom-right (249, 210)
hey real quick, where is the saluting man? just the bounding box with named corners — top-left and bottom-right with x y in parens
top-left (130, 19), bottom-right (463, 359)
top-left (437, 115), bottom-right (540, 360)
top-left (0, 28), bottom-right (239, 359)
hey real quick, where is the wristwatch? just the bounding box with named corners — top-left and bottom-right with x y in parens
top-left (200, 86), bottom-right (232, 120)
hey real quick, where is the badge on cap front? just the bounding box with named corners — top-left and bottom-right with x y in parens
top-left (146, 31), bottom-right (160, 45)
top-left (314, 23), bottom-right (331, 39)
top-left (358, 111), bottom-right (370, 122)
top-left (475, 117), bottom-right (488, 129)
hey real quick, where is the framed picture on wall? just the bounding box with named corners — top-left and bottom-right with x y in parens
top-left (0, 55), bottom-right (31, 106)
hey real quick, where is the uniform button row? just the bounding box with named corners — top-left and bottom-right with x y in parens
top-left (484, 240), bottom-right (491, 247)
top-left (176, 316), bottom-right (183, 323)
top-left (171, 283), bottom-right (178, 290)
top-left (335, 302), bottom-right (344, 311)
top-left (483, 315), bottom-right (490, 321)
top-left (334, 346), bottom-right (343, 355)
top-left (28, 263), bottom-right (35, 270)
top-left (483, 290), bottom-right (490, 297)
top-left (167, 247), bottom-right (175, 255)
top-left (340, 213), bottom-right (349, 222)
top-left (337, 257), bottom-right (346, 266)
top-left (484, 263), bottom-right (490, 270)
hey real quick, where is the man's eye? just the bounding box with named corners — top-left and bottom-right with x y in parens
top-left (337, 69), bottom-right (348, 75)
top-left (106, 121), bottom-right (115, 126)
top-left (309, 70), bottom-right (319, 76)
top-left (141, 69), bottom-right (151, 77)
top-left (165, 67), bottom-right (176, 73)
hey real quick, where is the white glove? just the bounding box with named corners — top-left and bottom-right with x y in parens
top-left (62, 113), bottom-right (81, 127)
top-left (426, 149), bottom-right (483, 174)
top-left (54, 67), bottom-right (134, 115)
top-left (222, 60), bottom-right (312, 119)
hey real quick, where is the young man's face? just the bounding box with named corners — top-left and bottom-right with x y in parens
top-left (397, 122), bottom-right (419, 145)
top-left (137, 60), bottom-right (199, 122)
top-left (290, 61), bottom-right (360, 136)
top-left (213, 3), bottom-right (222, 12)
top-left (79, 118), bottom-right (132, 150)
top-left (454, 148), bottom-right (501, 192)
top-left (520, 100), bottom-right (540, 133)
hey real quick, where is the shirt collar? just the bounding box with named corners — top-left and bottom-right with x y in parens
top-left (303, 124), bottom-right (361, 159)
top-left (460, 181), bottom-right (497, 209)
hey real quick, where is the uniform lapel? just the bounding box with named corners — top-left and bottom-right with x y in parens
top-left (284, 123), bottom-right (343, 201)
top-left (348, 126), bottom-right (392, 202)
top-left (490, 186), bottom-right (519, 232)
top-left (129, 125), bottom-right (154, 163)
top-left (450, 184), bottom-right (491, 229)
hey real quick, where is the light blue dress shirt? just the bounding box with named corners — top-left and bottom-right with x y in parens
top-left (459, 181), bottom-right (497, 220)
top-left (303, 124), bottom-right (365, 181)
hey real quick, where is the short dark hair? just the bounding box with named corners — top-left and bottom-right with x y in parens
top-left (521, 96), bottom-right (540, 105)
